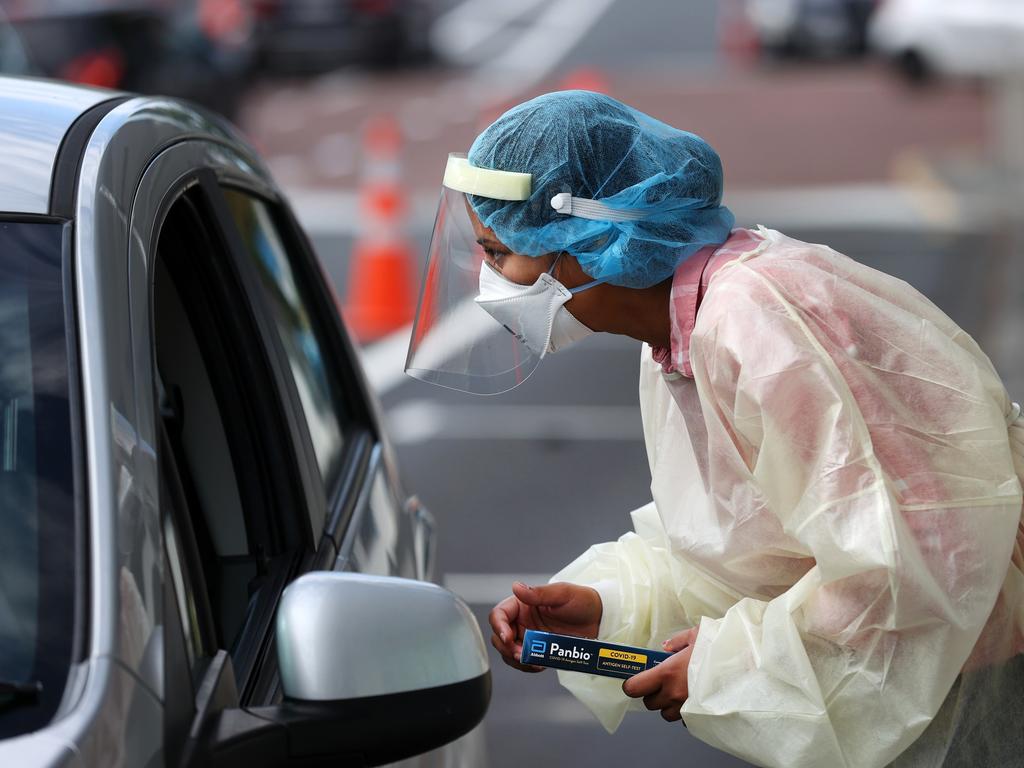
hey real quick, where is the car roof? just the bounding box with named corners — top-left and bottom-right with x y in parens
top-left (0, 75), bottom-right (120, 215)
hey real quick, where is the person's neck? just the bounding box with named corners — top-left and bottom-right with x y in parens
top-left (604, 278), bottom-right (672, 349)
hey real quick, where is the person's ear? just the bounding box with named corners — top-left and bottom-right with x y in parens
top-left (553, 252), bottom-right (592, 290)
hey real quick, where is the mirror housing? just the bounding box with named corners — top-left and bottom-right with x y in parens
top-left (190, 573), bottom-right (490, 768)
top-left (277, 571), bottom-right (489, 701)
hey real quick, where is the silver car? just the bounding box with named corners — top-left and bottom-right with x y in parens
top-left (0, 75), bottom-right (489, 767)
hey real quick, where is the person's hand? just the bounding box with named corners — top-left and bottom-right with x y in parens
top-left (622, 627), bottom-right (698, 723)
top-left (488, 581), bottom-right (602, 673)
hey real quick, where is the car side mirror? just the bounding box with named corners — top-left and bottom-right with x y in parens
top-left (188, 573), bottom-right (490, 768)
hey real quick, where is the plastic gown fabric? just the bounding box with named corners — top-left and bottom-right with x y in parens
top-left (553, 228), bottom-right (1024, 768)
top-left (467, 91), bottom-right (735, 289)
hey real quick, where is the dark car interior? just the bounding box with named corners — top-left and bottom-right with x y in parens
top-left (151, 188), bottom-right (309, 718)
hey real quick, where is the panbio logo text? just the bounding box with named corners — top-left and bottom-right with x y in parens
top-left (549, 642), bottom-right (591, 661)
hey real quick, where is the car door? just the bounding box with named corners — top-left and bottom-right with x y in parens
top-left (205, 179), bottom-right (478, 768)
top-left (129, 138), bottom-right (445, 765)
top-left (132, 161), bottom-right (326, 761)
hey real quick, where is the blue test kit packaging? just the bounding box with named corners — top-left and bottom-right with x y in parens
top-left (520, 629), bottom-right (674, 679)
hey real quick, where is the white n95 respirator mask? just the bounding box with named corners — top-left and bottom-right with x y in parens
top-left (474, 261), bottom-right (596, 357)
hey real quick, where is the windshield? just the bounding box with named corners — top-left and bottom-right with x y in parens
top-left (0, 219), bottom-right (78, 739)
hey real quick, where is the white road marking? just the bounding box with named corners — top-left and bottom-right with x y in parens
top-left (432, 0), bottom-right (550, 64)
top-left (288, 0), bottom-right (616, 188)
top-left (386, 400), bottom-right (642, 444)
top-left (357, 323), bottom-right (414, 395)
top-left (400, 296), bottom-right (497, 372)
top-left (444, 572), bottom-right (553, 604)
top-left (467, 0), bottom-right (620, 106)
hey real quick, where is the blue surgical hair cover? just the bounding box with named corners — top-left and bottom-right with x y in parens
top-left (467, 90), bottom-right (735, 289)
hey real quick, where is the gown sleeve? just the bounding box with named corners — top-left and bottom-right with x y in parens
top-left (679, 262), bottom-right (1023, 768)
top-left (551, 500), bottom-right (738, 732)
top-left (549, 345), bottom-right (745, 733)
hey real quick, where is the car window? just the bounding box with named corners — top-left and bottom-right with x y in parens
top-left (152, 185), bottom-right (310, 703)
top-left (0, 220), bottom-right (77, 739)
top-left (155, 206), bottom-right (254, 660)
top-left (221, 189), bottom-right (346, 492)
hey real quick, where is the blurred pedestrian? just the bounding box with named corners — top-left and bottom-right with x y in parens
top-left (405, 90), bottom-right (1024, 768)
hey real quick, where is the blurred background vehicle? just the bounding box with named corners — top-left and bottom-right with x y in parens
top-left (0, 7), bottom-right (29, 74)
top-left (250, 0), bottom-right (437, 74)
top-left (870, 0), bottom-right (1024, 82)
top-left (744, 0), bottom-right (879, 59)
top-left (0, 0), bottom-right (255, 117)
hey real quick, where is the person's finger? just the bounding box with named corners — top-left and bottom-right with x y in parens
top-left (490, 631), bottom-right (517, 660)
top-left (661, 627), bottom-right (698, 653)
top-left (660, 705), bottom-right (683, 723)
top-left (488, 596), bottom-right (520, 644)
top-left (622, 667), bottom-right (662, 698)
top-left (490, 634), bottom-right (545, 672)
top-left (643, 689), bottom-right (677, 711)
top-left (499, 653), bottom-right (546, 673)
top-left (512, 581), bottom-right (571, 608)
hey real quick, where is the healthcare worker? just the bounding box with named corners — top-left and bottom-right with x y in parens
top-left (404, 90), bottom-right (1024, 768)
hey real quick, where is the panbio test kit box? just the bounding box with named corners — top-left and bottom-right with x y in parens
top-left (520, 629), bottom-right (674, 679)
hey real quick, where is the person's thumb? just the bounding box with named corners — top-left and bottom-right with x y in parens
top-left (512, 581), bottom-right (568, 608)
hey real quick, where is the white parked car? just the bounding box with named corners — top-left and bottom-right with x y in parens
top-left (744, 0), bottom-right (877, 58)
top-left (870, 0), bottom-right (1024, 80)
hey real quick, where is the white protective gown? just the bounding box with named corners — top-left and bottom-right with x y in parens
top-left (553, 228), bottom-right (1024, 768)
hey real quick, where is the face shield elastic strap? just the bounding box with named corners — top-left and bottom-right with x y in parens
top-left (549, 192), bottom-right (647, 222)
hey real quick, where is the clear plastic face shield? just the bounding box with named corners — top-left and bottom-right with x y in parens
top-left (405, 154), bottom-right (544, 395)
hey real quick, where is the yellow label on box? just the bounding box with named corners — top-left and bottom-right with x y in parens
top-left (599, 647), bottom-right (647, 664)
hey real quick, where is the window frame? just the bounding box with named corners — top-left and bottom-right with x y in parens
top-left (213, 180), bottom-right (380, 549)
top-left (147, 175), bottom-right (313, 704)
top-left (144, 154), bottom-right (386, 708)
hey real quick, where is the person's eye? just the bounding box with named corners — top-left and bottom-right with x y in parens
top-left (483, 248), bottom-right (506, 266)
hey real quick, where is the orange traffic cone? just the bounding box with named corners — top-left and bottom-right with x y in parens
top-left (718, 0), bottom-right (760, 67)
top-left (559, 67), bottom-right (611, 95)
top-left (343, 116), bottom-right (418, 343)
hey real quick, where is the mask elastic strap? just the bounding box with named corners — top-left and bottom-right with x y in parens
top-left (548, 253), bottom-right (605, 294)
top-left (569, 277), bottom-right (605, 294)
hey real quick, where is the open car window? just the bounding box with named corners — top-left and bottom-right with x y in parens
top-left (221, 189), bottom-right (348, 494)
